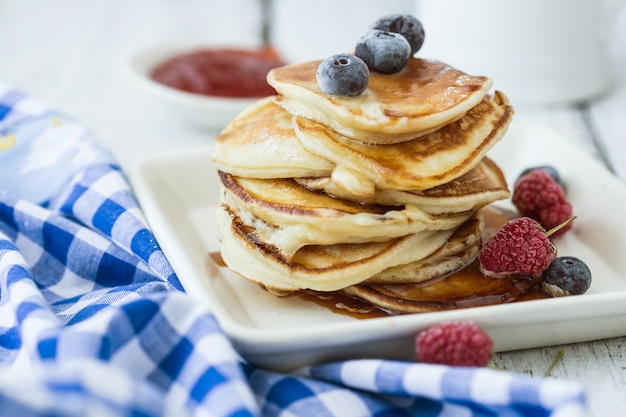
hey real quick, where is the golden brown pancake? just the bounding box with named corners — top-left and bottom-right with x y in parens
top-left (293, 91), bottom-right (513, 195)
top-left (211, 97), bottom-right (334, 178)
top-left (295, 157), bottom-right (510, 215)
top-left (268, 58), bottom-right (494, 144)
top-left (219, 171), bottom-right (473, 259)
top-left (364, 214), bottom-right (482, 284)
top-left (216, 202), bottom-right (461, 292)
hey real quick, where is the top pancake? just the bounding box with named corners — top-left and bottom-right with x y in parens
top-left (268, 58), bottom-right (493, 144)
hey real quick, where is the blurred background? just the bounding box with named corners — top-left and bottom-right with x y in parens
top-left (0, 0), bottom-right (625, 171)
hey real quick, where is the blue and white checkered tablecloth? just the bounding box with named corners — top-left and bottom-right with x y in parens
top-left (0, 81), bottom-right (588, 417)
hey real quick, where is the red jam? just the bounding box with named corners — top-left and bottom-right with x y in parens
top-left (150, 46), bottom-right (286, 98)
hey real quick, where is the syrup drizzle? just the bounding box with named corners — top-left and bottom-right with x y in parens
top-left (210, 251), bottom-right (226, 267)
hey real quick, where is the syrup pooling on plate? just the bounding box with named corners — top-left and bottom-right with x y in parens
top-left (298, 291), bottom-right (389, 319)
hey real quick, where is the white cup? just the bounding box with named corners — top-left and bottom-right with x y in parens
top-left (270, 0), bottom-right (417, 63)
top-left (416, 0), bottom-right (625, 104)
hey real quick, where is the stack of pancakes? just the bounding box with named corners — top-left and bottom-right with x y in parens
top-left (211, 57), bottom-right (514, 314)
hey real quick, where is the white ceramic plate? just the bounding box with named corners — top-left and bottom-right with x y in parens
top-left (130, 122), bottom-right (626, 371)
top-left (124, 44), bottom-right (259, 130)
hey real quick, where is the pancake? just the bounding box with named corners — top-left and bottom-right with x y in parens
top-left (364, 213), bottom-right (482, 284)
top-left (211, 97), bottom-right (334, 178)
top-left (295, 157), bottom-right (510, 215)
top-left (220, 171), bottom-right (472, 259)
top-left (268, 58), bottom-right (493, 144)
top-left (293, 91), bottom-right (513, 196)
top-left (216, 203), bottom-right (461, 292)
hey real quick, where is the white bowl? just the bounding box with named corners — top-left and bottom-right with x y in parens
top-left (125, 44), bottom-right (261, 130)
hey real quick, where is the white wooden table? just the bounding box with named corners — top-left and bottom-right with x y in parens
top-left (1, 1), bottom-right (625, 415)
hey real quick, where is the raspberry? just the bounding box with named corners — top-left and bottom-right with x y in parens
top-left (478, 217), bottom-right (556, 278)
top-left (512, 169), bottom-right (573, 237)
top-left (416, 321), bottom-right (493, 367)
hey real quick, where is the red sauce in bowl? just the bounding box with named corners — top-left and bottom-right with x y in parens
top-left (150, 47), bottom-right (286, 98)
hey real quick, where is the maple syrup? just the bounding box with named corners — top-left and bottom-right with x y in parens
top-left (210, 251), bottom-right (226, 267)
top-left (298, 291), bottom-right (390, 319)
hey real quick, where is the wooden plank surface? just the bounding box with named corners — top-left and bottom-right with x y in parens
top-left (495, 337), bottom-right (626, 415)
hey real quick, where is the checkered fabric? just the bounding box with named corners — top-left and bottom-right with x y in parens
top-left (0, 82), bottom-right (588, 416)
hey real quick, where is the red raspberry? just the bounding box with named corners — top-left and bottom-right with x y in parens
top-left (416, 321), bottom-right (493, 367)
top-left (512, 169), bottom-right (573, 237)
top-left (478, 217), bottom-right (556, 278)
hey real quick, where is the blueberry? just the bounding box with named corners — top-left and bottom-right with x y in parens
top-left (516, 165), bottom-right (563, 187)
top-left (355, 30), bottom-right (411, 74)
top-left (316, 53), bottom-right (369, 97)
top-left (542, 256), bottom-right (592, 296)
top-left (372, 14), bottom-right (425, 56)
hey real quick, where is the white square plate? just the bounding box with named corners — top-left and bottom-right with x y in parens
top-left (130, 122), bottom-right (626, 371)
